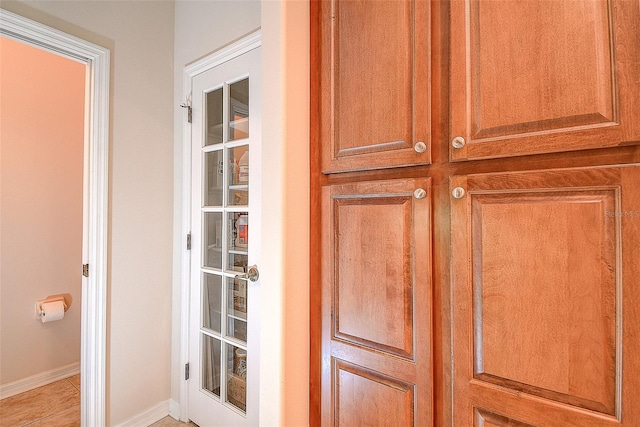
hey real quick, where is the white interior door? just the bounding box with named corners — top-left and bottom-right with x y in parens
top-left (189, 46), bottom-right (261, 427)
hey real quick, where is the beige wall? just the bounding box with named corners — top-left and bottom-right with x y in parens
top-left (0, 36), bottom-right (84, 385)
top-left (0, 1), bottom-right (175, 424)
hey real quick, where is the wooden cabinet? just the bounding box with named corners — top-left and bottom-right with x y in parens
top-left (311, 0), bottom-right (640, 426)
top-left (319, 0), bottom-right (431, 173)
top-left (320, 179), bottom-right (432, 426)
top-left (450, 165), bottom-right (640, 426)
top-left (450, 0), bottom-right (640, 161)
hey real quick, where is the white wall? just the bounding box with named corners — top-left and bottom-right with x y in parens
top-left (260, 3), bottom-right (310, 424)
top-left (0, 36), bottom-right (84, 385)
top-left (0, 1), bottom-right (175, 424)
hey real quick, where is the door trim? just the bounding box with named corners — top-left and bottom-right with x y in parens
top-left (180, 30), bottom-right (261, 422)
top-left (0, 10), bottom-right (110, 426)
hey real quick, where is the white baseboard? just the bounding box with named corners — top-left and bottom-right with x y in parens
top-left (114, 399), bottom-right (173, 427)
top-left (169, 398), bottom-right (181, 421)
top-left (0, 362), bottom-right (80, 400)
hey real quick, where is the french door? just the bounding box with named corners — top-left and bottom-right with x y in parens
top-left (189, 46), bottom-right (261, 427)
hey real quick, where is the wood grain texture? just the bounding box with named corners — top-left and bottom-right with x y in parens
top-left (321, 178), bottom-right (432, 426)
top-left (474, 408), bottom-right (535, 427)
top-left (450, 0), bottom-right (640, 161)
top-left (335, 197), bottom-right (413, 357)
top-left (451, 165), bottom-right (640, 426)
top-left (310, 1), bottom-right (640, 425)
top-left (473, 191), bottom-right (617, 414)
top-left (320, 0), bottom-right (431, 172)
top-left (335, 360), bottom-right (415, 426)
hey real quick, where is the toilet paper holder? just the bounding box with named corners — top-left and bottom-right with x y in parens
top-left (36, 294), bottom-right (72, 320)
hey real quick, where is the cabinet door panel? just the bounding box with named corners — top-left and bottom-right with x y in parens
top-left (451, 165), bottom-right (640, 426)
top-left (321, 179), bottom-right (432, 425)
top-left (320, 0), bottom-right (431, 173)
top-left (450, 0), bottom-right (640, 161)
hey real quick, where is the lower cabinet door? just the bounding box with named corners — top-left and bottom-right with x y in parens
top-left (450, 164), bottom-right (640, 426)
top-left (321, 178), bottom-right (433, 426)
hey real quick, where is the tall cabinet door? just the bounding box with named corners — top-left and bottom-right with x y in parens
top-left (321, 179), bottom-right (432, 426)
top-left (450, 0), bottom-right (640, 161)
top-left (319, 0), bottom-right (431, 173)
top-left (450, 165), bottom-right (640, 426)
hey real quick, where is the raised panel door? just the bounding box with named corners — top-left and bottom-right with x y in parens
top-left (321, 178), bottom-right (432, 425)
top-left (320, 0), bottom-right (431, 173)
top-left (450, 0), bottom-right (640, 161)
top-left (450, 165), bottom-right (640, 426)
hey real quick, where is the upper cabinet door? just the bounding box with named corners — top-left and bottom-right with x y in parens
top-left (450, 0), bottom-right (640, 161)
top-left (320, 0), bottom-right (431, 173)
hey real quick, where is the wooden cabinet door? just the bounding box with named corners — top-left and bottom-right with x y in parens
top-left (450, 0), bottom-right (640, 161)
top-left (450, 165), bottom-right (640, 426)
top-left (319, 0), bottom-right (431, 173)
top-left (321, 179), bottom-right (432, 425)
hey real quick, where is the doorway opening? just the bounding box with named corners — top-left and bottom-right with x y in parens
top-left (0, 9), bottom-right (109, 426)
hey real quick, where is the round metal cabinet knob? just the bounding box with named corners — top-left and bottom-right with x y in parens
top-left (414, 188), bottom-right (427, 199)
top-left (451, 136), bottom-right (466, 149)
top-left (451, 187), bottom-right (466, 199)
top-left (414, 141), bottom-right (427, 153)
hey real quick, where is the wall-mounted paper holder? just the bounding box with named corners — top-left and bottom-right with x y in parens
top-left (36, 294), bottom-right (72, 319)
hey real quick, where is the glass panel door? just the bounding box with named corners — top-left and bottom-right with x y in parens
top-left (189, 43), bottom-right (260, 427)
top-left (200, 77), bottom-right (251, 414)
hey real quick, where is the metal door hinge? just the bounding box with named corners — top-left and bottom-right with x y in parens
top-left (180, 103), bottom-right (192, 123)
top-left (82, 264), bottom-right (89, 277)
top-left (185, 363), bottom-right (190, 380)
top-left (187, 233), bottom-right (192, 250)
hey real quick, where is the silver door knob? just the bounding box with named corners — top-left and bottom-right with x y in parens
top-left (452, 187), bottom-right (466, 199)
top-left (236, 265), bottom-right (259, 282)
top-left (451, 136), bottom-right (466, 149)
top-left (414, 141), bottom-right (427, 153)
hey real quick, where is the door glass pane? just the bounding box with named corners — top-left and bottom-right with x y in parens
top-left (227, 276), bottom-right (247, 342)
top-left (228, 146), bottom-right (249, 206)
top-left (204, 212), bottom-right (223, 269)
top-left (206, 88), bottom-right (223, 146)
top-left (227, 212), bottom-right (248, 272)
top-left (205, 150), bottom-right (223, 206)
top-left (197, 70), bottom-right (253, 419)
top-left (226, 343), bottom-right (247, 411)
top-left (229, 79), bottom-right (249, 141)
top-left (202, 273), bottom-right (222, 333)
top-left (202, 335), bottom-right (221, 397)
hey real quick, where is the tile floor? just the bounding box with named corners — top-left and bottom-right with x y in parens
top-left (0, 375), bottom-right (80, 426)
top-left (149, 417), bottom-right (198, 427)
top-left (0, 375), bottom-right (197, 427)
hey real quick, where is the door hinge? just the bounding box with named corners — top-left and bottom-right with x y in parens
top-left (82, 264), bottom-right (89, 277)
top-left (185, 363), bottom-right (190, 380)
top-left (180, 103), bottom-right (192, 123)
top-left (186, 233), bottom-right (192, 250)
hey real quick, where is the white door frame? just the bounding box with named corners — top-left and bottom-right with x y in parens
top-left (0, 10), bottom-right (110, 426)
top-left (179, 30), bottom-right (261, 423)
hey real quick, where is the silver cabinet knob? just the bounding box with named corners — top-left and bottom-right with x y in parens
top-left (236, 265), bottom-right (259, 282)
top-left (414, 141), bottom-right (427, 153)
top-left (414, 188), bottom-right (427, 199)
top-left (452, 187), bottom-right (466, 199)
top-left (451, 136), bottom-right (466, 149)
